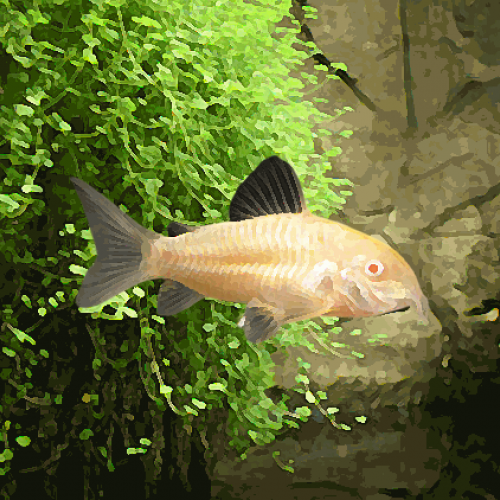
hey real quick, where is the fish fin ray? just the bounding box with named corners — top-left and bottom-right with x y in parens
top-left (240, 307), bottom-right (282, 343)
top-left (239, 301), bottom-right (336, 343)
top-left (167, 222), bottom-right (199, 237)
top-left (70, 177), bottom-right (160, 308)
top-left (229, 156), bottom-right (307, 221)
top-left (157, 280), bottom-right (204, 316)
top-left (237, 299), bottom-right (285, 343)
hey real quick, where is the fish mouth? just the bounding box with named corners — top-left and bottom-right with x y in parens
top-left (337, 305), bottom-right (411, 322)
top-left (379, 305), bottom-right (410, 316)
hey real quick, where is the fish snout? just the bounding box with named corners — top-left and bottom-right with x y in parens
top-left (364, 279), bottom-right (430, 323)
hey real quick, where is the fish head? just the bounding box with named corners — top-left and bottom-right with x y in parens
top-left (304, 238), bottom-right (430, 324)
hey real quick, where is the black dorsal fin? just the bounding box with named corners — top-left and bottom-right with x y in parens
top-left (229, 156), bottom-right (307, 222)
top-left (167, 222), bottom-right (199, 237)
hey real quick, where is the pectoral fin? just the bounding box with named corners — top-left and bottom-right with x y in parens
top-left (158, 280), bottom-right (204, 316)
top-left (238, 302), bottom-right (285, 343)
top-left (238, 298), bottom-right (336, 343)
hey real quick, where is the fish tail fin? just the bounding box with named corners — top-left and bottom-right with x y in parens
top-left (70, 177), bottom-right (161, 308)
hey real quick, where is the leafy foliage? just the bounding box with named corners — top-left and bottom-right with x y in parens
top-left (0, 0), bottom-right (353, 484)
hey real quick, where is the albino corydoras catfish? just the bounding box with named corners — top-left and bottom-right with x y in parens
top-left (71, 156), bottom-right (430, 343)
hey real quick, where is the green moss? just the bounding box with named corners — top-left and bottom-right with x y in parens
top-left (0, 0), bottom-right (354, 482)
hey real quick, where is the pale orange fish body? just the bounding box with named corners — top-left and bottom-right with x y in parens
top-left (71, 156), bottom-right (429, 342)
top-left (152, 213), bottom-right (421, 314)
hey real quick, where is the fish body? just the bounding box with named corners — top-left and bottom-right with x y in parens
top-left (71, 156), bottom-right (429, 343)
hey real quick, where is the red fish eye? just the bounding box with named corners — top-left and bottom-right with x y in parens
top-left (365, 260), bottom-right (384, 277)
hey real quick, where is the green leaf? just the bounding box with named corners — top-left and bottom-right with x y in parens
top-left (160, 385), bottom-right (172, 395)
top-left (28, 9), bottom-right (49, 25)
top-left (295, 406), bottom-right (311, 417)
top-left (59, 121), bottom-right (71, 131)
top-left (190, 95), bottom-right (208, 109)
top-left (316, 391), bottom-right (327, 400)
top-left (0, 195), bottom-right (20, 210)
top-left (132, 16), bottom-right (162, 29)
top-left (79, 429), bottom-right (94, 440)
top-left (7, 324), bottom-right (35, 344)
top-left (208, 382), bottom-right (226, 392)
top-left (1, 449), bottom-right (14, 462)
top-left (295, 374), bottom-right (309, 385)
top-left (126, 447), bottom-right (146, 455)
top-left (69, 264), bottom-right (87, 276)
top-left (305, 391), bottom-right (316, 403)
top-left (192, 398), bottom-right (206, 409)
top-left (15, 436), bottom-right (31, 447)
top-left (83, 47), bottom-right (97, 65)
top-left (14, 104), bottom-right (34, 116)
top-left (120, 307), bottom-right (137, 318)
